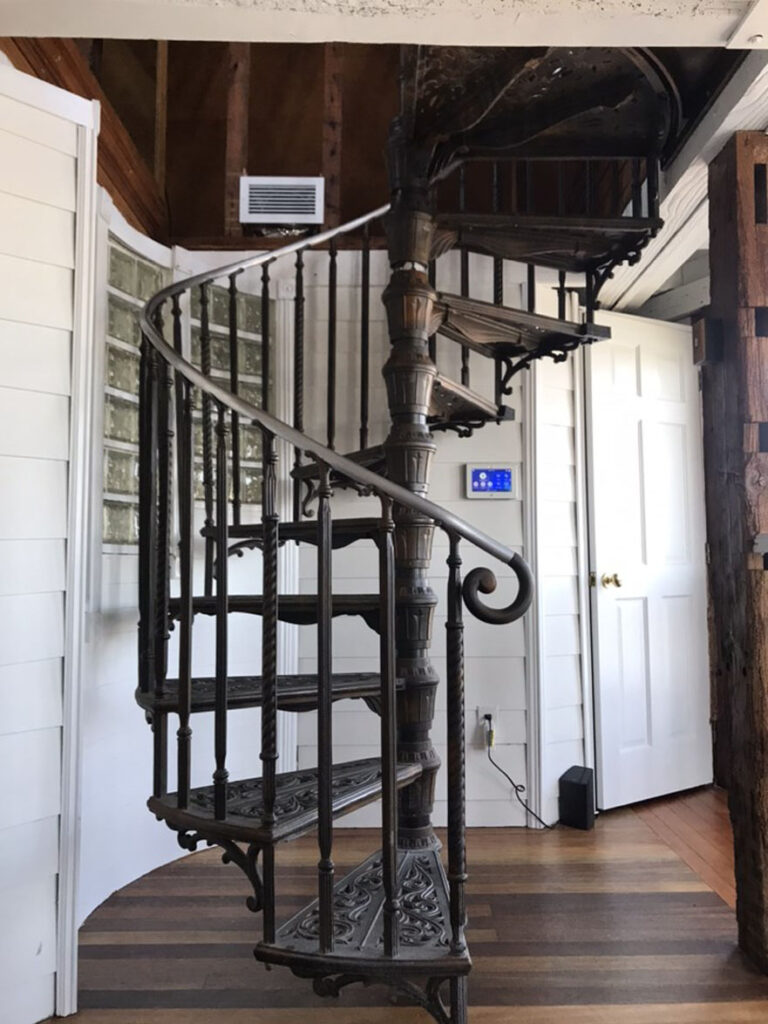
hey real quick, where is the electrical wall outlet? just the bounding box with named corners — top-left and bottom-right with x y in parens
top-left (475, 706), bottom-right (498, 747)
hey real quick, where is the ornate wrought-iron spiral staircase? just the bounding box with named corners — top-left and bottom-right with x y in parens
top-left (136, 46), bottom-right (679, 1024)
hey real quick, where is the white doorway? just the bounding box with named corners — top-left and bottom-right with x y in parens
top-left (585, 310), bottom-right (712, 810)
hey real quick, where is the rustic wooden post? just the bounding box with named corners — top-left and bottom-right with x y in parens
top-left (321, 43), bottom-right (343, 229)
top-left (706, 131), bottom-right (768, 970)
top-left (224, 42), bottom-right (251, 238)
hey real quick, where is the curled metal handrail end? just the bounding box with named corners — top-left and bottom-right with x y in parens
top-left (462, 554), bottom-right (534, 625)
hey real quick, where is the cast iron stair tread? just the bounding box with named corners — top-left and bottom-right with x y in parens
top-left (169, 593), bottom-right (381, 628)
top-left (135, 671), bottom-right (404, 715)
top-left (429, 372), bottom-right (514, 428)
top-left (148, 758), bottom-right (424, 846)
top-left (202, 518), bottom-right (382, 550)
top-left (255, 848), bottom-right (470, 975)
top-left (434, 292), bottom-right (610, 357)
top-left (435, 212), bottom-right (662, 273)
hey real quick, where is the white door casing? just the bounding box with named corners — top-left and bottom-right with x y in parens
top-left (586, 310), bottom-right (712, 810)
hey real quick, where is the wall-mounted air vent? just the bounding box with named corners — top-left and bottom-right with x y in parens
top-left (239, 176), bottom-right (325, 225)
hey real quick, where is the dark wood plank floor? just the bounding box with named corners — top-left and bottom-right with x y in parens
top-left (51, 787), bottom-right (768, 1023)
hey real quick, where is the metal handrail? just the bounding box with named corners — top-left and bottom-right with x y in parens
top-left (140, 206), bottom-right (533, 616)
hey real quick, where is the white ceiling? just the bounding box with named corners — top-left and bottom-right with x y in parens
top-left (0, 0), bottom-right (764, 47)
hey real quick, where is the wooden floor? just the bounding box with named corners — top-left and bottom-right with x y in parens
top-left (54, 787), bottom-right (768, 1023)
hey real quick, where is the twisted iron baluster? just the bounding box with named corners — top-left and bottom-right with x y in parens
top-left (557, 270), bottom-right (567, 321)
top-left (327, 238), bottom-right (337, 450)
top-left (293, 250), bottom-right (305, 522)
top-left (379, 496), bottom-right (399, 957)
top-left (428, 258), bottom-right (437, 366)
top-left (492, 163), bottom-right (504, 410)
top-left (317, 462), bottom-right (334, 953)
top-left (446, 534), bottom-right (467, 957)
top-left (262, 263), bottom-right (271, 413)
top-left (154, 304), bottom-right (172, 705)
top-left (228, 273), bottom-right (241, 526)
top-left (360, 224), bottom-right (371, 451)
top-left (459, 166), bottom-right (470, 388)
top-left (172, 296), bottom-right (194, 810)
top-left (214, 403), bottom-right (229, 820)
top-left (200, 283), bottom-right (215, 596)
top-left (260, 428), bottom-right (279, 942)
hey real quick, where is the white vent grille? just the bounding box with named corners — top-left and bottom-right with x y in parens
top-left (239, 176), bottom-right (325, 225)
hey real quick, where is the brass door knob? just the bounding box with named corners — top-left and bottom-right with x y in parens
top-left (601, 572), bottom-right (622, 589)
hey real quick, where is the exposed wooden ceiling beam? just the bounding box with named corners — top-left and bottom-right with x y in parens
top-left (0, 0), bottom-right (760, 48)
top-left (224, 42), bottom-right (250, 237)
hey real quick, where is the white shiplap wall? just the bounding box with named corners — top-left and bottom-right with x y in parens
top-left (296, 250), bottom-right (530, 827)
top-left (0, 69), bottom-right (93, 1024)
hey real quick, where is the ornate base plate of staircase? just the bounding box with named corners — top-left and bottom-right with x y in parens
top-left (148, 758), bottom-right (423, 845)
top-left (256, 848), bottom-right (470, 976)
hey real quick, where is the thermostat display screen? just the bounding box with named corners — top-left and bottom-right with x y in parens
top-left (470, 467), bottom-right (512, 494)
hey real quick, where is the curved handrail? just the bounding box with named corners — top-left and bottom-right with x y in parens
top-left (140, 207), bottom-right (533, 623)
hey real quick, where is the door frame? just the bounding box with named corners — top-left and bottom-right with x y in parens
top-left (582, 312), bottom-right (711, 810)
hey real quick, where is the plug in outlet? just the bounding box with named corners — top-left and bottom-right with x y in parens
top-left (475, 706), bottom-right (498, 748)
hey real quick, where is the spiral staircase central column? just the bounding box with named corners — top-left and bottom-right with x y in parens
top-left (382, 197), bottom-right (440, 850)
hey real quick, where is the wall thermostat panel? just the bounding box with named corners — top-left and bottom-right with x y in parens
top-left (465, 464), bottom-right (518, 499)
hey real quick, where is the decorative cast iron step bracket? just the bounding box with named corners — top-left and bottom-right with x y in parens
top-left (135, 672), bottom-right (405, 715)
top-left (200, 517), bottom-right (383, 558)
top-left (168, 592), bottom-right (382, 632)
top-left (433, 292), bottom-right (610, 381)
top-left (149, 758), bottom-right (424, 846)
top-left (255, 848), bottom-right (470, 1019)
top-left (435, 213), bottom-right (662, 273)
top-left (429, 372), bottom-right (514, 434)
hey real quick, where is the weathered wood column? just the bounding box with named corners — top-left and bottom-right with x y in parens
top-left (382, 130), bottom-right (440, 850)
top-left (706, 131), bottom-right (768, 970)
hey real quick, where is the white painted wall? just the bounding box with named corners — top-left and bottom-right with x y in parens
top-left (0, 64), bottom-right (97, 1024)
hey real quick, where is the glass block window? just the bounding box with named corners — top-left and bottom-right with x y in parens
top-left (188, 283), bottom-right (268, 509)
top-left (103, 239), bottom-right (170, 546)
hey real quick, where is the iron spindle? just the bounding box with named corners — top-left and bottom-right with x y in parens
top-left (138, 335), bottom-right (157, 697)
top-left (262, 263), bottom-right (271, 413)
top-left (527, 264), bottom-right (536, 314)
top-left (360, 223), bottom-right (371, 451)
top-left (260, 429), bottom-right (279, 942)
top-left (378, 496), bottom-right (399, 957)
top-left (200, 283), bottom-right (215, 597)
top-left (492, 163), bottom-right (504, 409)
top-left (175, 376), bottom-right (194, 811)
top-left (293, 250), bottom-right (305, 522)
top-left (213, 403), bottom-right (230, 820)
top-left (631, 158), bottom-right (643, 218)
top-left (428, 259), bottom-right (437, 365)
top-left (317, 463), bottom-right (335, 953)
top-left (647, 156), bottom-right (660, 220)
top-left (228, 273), bottom-right (242, 526)
top-left (327, 238), bottom-right (337, 450)
top-left (446, 535), bottom-right (467, 955)
top-left (585, 269), bottom-right (596, 322)
top-left (558, 270), bottom-right (567, 321)
top-left (154, 307), bottom-right (172, 703)
top-left (459, 166), bottom-right (470, 387)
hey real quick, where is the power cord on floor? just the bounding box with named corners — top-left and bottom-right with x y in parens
top-left (483, 714), bottom-right (555, 830)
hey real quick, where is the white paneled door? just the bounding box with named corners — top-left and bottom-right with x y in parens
top-left (586, 311), bottom-right (712, 810)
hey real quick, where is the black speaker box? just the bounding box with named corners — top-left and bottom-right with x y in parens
top-left (558, 765), bottom-right (595, 830)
